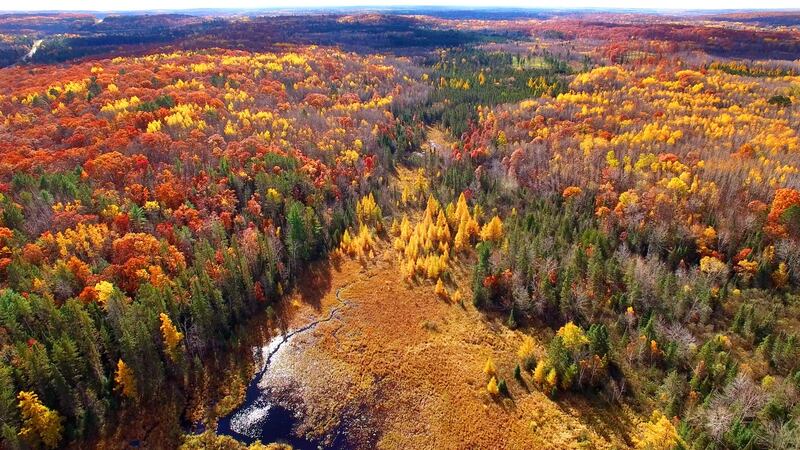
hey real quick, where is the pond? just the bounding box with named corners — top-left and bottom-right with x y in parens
top-left (217, 292), bottom-right (352, 448)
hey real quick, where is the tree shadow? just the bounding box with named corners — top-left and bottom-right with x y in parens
top-left (294, 258), bottom-right (333, 312)
top-left (494, 394), bottom-right (517, 412)
top-left (516, 374), bottom-right (531, 394)
top-left (557, 392), bottom-right (637, 445)
top-left (266, 258), bottom-right (334, 335)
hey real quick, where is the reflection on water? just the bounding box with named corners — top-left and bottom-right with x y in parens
top-left (218, 293), bottom-right (354, 448)
top-left (217, 395), bottom-right (316, 448)
top-left (216, 334), bottom-right (319, 449)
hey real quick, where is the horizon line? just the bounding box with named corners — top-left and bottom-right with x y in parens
top-left (2, 5), bottom-right (800, 13)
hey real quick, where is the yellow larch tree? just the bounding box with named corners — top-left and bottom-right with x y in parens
top-left (160, 313), bottom-right (184, 359)
top-left (452, 193), bottom-right (479, 252)
top-left (435, 278), bottom-right (448, 300)
top-left (115, 359), bottom-right (138, 400)
top-left (487, 376), bottom-right (500, 396)
top-left (532, 360), bottom-right (548, 385)
top-left (483, 358), bottom-right (497, 377)
top-left (518, 336), bottom-right (536, 363)
top-left (480, 215), bottom-right (503, 243)
top-left (17, 391), bottom-right (64, 449)
top-left (545, 368), bottom-right (558, 391)
top-left (453, 218), bottom-right (470, 252)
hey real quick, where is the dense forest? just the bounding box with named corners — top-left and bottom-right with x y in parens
top-left (1, 8), bottom-right (800, 450)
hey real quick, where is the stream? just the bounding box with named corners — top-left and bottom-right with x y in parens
top-left (216, 287), bottom-right (352, 447)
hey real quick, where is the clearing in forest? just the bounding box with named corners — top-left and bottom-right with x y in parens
top-left (237, 168), bottom-right (639, 449)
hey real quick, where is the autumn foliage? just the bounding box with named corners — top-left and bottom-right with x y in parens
top-left (0, 45), bottom-right (421, 445)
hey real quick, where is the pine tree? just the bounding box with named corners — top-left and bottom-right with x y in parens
top-left (0, 364), bottom-right (18, 439)
top-left (118, 302), bottom-right (165, 399)
top-left (587, 323), bottom-right (609, 357)
top-left (285, 201), bottom-right (308, 267)
top-left (498, 379), bottom-right (509, 396)
top-left (507, 309), bottom-right (517, 329)
top-left (473, 242), bottom-right (491, 307)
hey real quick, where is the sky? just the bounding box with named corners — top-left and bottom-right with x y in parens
top-left (3, 0), bottom-right (800, 11)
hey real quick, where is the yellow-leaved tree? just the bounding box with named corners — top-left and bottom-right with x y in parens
top-left (773, 262), bottom-right (789, 289)
top-left (532, 360), bottom-right (548, 385)
top-left (94, 280), bottom-right (115, 307)
top-left (160, 313), bottom-right (184, 359)
top-left (545, 368), bottom-right (558, 391)
top-left (557, 321), bottom-right (589, 351)
top-left (435, 278), bottom-right (448, 299)
top-left (115, 359), bottom-right (137, 400)
top-left (518, 336), bottom-right (536, 367)
top-left (480, 216), bottom-right (504, 242)
top-left (17, 391), bottom-right (63, 449)
top-left (487, 376), bottom-right (500, 396)
top-left (634, 411), bottom-right (682, 450)
top-left (452, 193), bottom-right (479, 252)
top-left (483, 358), bottom-right (496, 377)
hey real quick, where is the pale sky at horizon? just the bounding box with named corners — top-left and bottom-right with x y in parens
top-left (3, 0), bottom-right (800, 12)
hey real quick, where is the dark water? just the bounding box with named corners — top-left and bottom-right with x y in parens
top-left (217, 293), bottom-right (354, 448)
top-left (216, 393), bottom-right (318, 449)
top-left (216, 333), bottom-right (320, 449)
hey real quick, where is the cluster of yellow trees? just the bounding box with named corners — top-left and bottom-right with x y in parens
top-left (338, 194), bottom-right (382, 259)
top-left (339, 225), bottom-right (377, 260)
top-left (337, 184), bottom-right (508, 301)
top-left (634, 411), bottom-right (683, 450)
top-left (337, 182), bottom-right (509, 302)
top-left (392, 195), bottom-right (455, 281)
top-left (389, 190), bottom-right (506, 302)
top-left (399, 169), bottom-right (429, 206)
top-left (438, 76), bottom-right (471, 90)
top-left (391, 192), bottom-right (488, 287)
